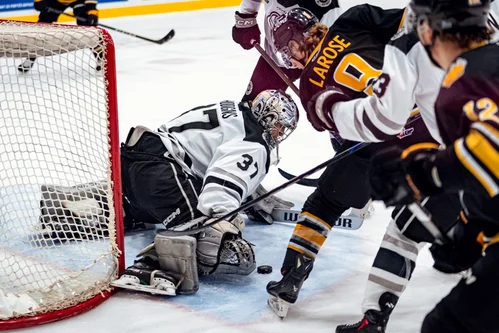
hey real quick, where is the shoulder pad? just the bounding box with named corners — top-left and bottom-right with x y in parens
top-left (389, 31), bottom-right (419, 55)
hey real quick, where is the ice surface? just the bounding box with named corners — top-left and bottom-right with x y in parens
top-left (10, 2), bottom-right (461, 332)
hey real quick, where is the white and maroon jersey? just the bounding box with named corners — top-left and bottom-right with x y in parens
top-left (238, 0), bottom-right (343, 67)
top-left (156, 101), bottom-right (270, 217)
top-left (329, 7), bottom-right (499, 145)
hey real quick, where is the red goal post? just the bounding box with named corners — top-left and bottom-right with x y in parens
top-left (0, 21), bottom-right (124, 329)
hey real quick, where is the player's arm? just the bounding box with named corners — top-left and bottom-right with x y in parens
top-left (306, 35), bottom-right (420, 142)
top-left (197, 142), bottom-right (268, 217)
top-left (434, 111), bottom-right (499, 198)
top-left (331, 40), bottom-right (419, 142)
top-left (239, 0), bottom-right (262, 15)
top-left (232, 0), bottom-right (262, 49)
top-left (371, 95), bottom-right (499, 206)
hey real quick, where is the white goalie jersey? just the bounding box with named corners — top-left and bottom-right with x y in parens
top-left (156, 101), bottom-right (270, 217)
top-left (238, 0), bottom-right (343, 67)
top-left (329, 7), bottom-right (499, 145)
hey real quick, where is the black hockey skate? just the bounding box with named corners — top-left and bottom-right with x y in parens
top-left (18, 57), bottom-right (36, 73)
top-left (92, 46), bottom-right (103, 71)
top-left (266, 253), bottom-right (314, 318)
top-left (336, 292), bottom-right (399, 333)
top-left (111, 256), bottom-right (182, 296)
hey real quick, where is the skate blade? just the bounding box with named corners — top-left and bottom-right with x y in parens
top-left (267, 295), bottom-right (290, 319)
top-left (111, 277), bottom-right (176, 296)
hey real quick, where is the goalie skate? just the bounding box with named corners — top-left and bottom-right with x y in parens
top-left (111, 274), bottom-right (177, 296)
top-left (111, 258), bottom-right (181, 296)
top-left (267, 294), bottom-right (291, 319)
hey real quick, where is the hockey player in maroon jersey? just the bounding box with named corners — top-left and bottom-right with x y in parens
top-left (233, 5), bottom-right (334, 224)
top-left (18, 0), bottom-right (101, 73)
top-left (264, 6), bottom-right (462, 332)
top-left (232, 0), bottom-right (342, 102)
top-left (369, 0), bottom-right (499, 331)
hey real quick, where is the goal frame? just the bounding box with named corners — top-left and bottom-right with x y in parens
top-left (0, 22), bottom-right (125, 330)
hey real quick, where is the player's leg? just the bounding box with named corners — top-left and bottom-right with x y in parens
top-left (421, 241), bottom-right (499, 333)
top-left (241, 54), bottom-right (302, 102)
top-left (336, 194), bottom-right (461, 333)
top-left (18, 0), bottom-right (65, 73)
top-left (267, 139), bottom-right (375, 317)
top-left (116, 128), bottom-right (205, 294)
top-left (72, 0), bottom-right (103, 71)
top-left (120, 127), bottom-right (203, 228)
top-left (336, 119), bottom-right (462, 332)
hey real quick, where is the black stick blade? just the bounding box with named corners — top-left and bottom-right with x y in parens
top-left (157, 29), bottom-right (175, 44)
top-left (278, 168), bottom-right (319, 187)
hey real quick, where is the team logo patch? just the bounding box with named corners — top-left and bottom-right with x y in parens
top-left (397, 127), bottom-right (414, 139)
top-left (315, 0), bottom-right (332, 7)
top-left (245, 81), bottom-right (253, 96)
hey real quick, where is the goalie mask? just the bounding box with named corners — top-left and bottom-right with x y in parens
top-left (273, 8), bottom-right (319, 68)
top-left (251, 89), bottom-right (298, 150)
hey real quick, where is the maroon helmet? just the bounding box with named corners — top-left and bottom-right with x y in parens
top-left (273, 8), bottom-right (319, 67)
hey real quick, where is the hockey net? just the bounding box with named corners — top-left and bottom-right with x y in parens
top-left (0, 21), bottom-right (123, 329)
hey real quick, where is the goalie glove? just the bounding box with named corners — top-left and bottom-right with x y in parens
top-left (244, 184), bottom-right (294, 224)
top-left (232, 11), bottom-right (260, 50)
top-left (305, 87), bottom-right (351, 132)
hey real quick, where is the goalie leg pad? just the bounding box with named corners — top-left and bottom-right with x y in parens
top-left (155, 234), bottom-right (199, 294)
top-left (39, 181), bottom-right (109, 239)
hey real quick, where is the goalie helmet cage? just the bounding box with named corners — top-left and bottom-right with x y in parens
top-left (0, 21), bottom-right (124, 329)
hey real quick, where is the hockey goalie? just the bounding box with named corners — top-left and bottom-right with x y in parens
top-left (39, 89), bottom-right (299, 295)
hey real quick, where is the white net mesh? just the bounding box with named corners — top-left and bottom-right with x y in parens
top-left (0, 21), bottom-right (121, 321)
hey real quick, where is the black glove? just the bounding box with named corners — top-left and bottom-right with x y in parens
top-left (369, 144), bottom-right (443, 206)
top-left (34, 0), bottom-right (46, 12)
top-left (430, 218), bottom-right (484, 274)
top-left (86, 13), bottom-right (98, 26)
top-left (232, 11), bottom-right (260, 50)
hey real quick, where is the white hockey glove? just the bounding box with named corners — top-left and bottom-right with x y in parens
top-left (196, 215), bottom-right (255, 275)
top-left (244, 184), bottom-right (294, 224)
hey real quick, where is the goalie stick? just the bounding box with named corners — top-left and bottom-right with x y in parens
top-left (51, 9), bottom-right (175, 45)
top-left (270, 208), bottom-right (364, 230)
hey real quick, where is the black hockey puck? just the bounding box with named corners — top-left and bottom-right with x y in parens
top-left (257, 265), bottom-right (273, 274)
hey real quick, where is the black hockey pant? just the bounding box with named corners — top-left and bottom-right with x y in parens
top-left (120, 131), bottom-right (202, 229)
top-left (421, 242), bottom-right (499, 333)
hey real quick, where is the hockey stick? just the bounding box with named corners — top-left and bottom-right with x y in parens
top-left (270, 208), bottom-right (364, 230)
top-left (251, 41), bottom-right (300, 96)
top-left (49, 8), bottom-right (175, 45)
top-left (159, 142), bottom-right (370, 236)
top-left (278, 168), bottom-right (319, 187)
top-left (407, 201), bottom-right (450, 245)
